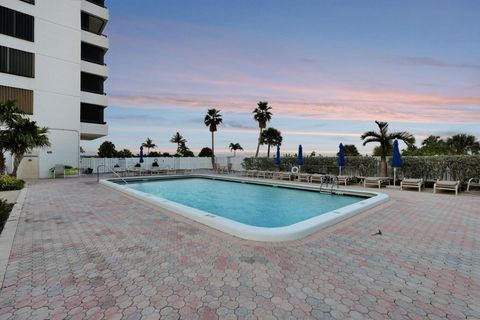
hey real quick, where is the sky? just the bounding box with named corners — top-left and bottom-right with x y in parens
top-left (82, 0), bottom-right (480, 156)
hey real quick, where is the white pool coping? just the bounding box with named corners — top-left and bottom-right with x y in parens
top-left (100, 174), bottom-right (389, 242)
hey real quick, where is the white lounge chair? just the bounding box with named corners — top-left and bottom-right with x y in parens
top-left (467, 178), bottom-right (480, 192)
top-left (297, 173), bottom-right (311, 183)
top-left (364, 177), bottom-right (389, 189)
top-left (310, 174), bottom-right (326, 184)
top-left (337, 176), bottom-right (355, 186)
top-left (400, 178), bottom-right (424, 192)
top-left (434, 180), bottom-right (460, 196)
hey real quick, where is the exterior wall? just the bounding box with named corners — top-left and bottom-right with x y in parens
top-left (0, 0), bottom-right (108, 178)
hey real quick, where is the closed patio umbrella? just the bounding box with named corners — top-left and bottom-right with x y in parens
top-left (338, 143), bottom-right (346, 176)
top-left (139, 146), bottom-right (144, 165)
top-left (296, 145), bottom-right (304, 171)
top-left (391, 139), bottom-right (403, 186)
top-left (275, 146), bottom-right (281, 166)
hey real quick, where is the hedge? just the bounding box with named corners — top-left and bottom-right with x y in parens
top-left (242, 155), bottom-right (480, 182)
top-left (0, 175), bottom-right (25, 191)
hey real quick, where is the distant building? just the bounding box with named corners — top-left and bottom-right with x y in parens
top-left (0, 0), bottom-right (109, 178)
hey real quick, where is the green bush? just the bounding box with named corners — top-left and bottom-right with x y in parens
top-left (242, 155), bottom-right (480, 182)
top-left (0, 175), bottom-right (25, 191)
top-left (242, 156), bottom-right (378, 176)
top-left (0, 199), bottom-right (13, 234)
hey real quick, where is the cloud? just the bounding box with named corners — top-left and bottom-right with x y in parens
top-left (394, 56), bottom-right (480, 70)
top-left (109, 89), bottom-right (480, 124)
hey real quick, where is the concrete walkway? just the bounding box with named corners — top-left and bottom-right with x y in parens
top-left (0, 177), bottom-right (479, 319)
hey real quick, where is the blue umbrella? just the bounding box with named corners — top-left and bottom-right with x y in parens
top-left (139, 146), bottom-right (144, 164)
top-left (338, 143), bottom-right (346, 175)
top-left (296, 145), bottom-right (304, 167)
top-left (391, 139), bottom-right (402, 186)
top-left (275, 146), bottom-right (281, 166)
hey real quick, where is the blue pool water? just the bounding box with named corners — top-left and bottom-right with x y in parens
top-left (127, 178), bottom-right (364, 228)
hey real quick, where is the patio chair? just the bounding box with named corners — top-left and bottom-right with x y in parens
top-left (337, 176), bottom-right (355, 186)
top-left (53, 164), bottom-right (65, 179)
top-left (297, 173), bottom-right (311, 183)
top-left (400, 178), bottom-right (424, 192)
top-left (434, 180), bottom-right (460, 196)
top-left (467, 178), bottom-right (480, 192)
top-left (363, 177), bottom-right (389, 189)
top-left (310, 174), bottom-right (326, 184)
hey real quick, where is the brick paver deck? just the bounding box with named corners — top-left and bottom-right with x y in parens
top-left (0, 177), bottom-right (479, 319)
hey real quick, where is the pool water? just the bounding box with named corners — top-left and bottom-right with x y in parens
top-left (127, 178), bottom-right (364, 228)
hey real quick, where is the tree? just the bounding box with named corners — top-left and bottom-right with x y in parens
top-left (148, 151), bottom-right (161, 157)
top-left (116, 148), bottom-right (133, 158)
top-left (170, 132), bottom-right (186, 150)
top-left (361, 121), bottom-right (415, 177)
top-left (98, 141), bottom-right (117, 158)
top-left (343, 144), bottom-right (360, 156)
top-left (253, 101), bottom-right (272, 157)
top-left (204, 109), bottom-right (223, 168)
top-left (446, 134), bottom-right (480, 155)
top-left (142, 138), bottom-right (157, 155)
top-left (260, 127), bottom-right (282, 158)
top-left (8, 118), bottom-right (50, 177)
top-left (198, 147), bottom-right (213, 157)
top-left (177, 142), bottom-right (194, 157)
top-left (229, 143), bottom-right (244, 157)
top-left (0, 101), bottom-right (26, 174)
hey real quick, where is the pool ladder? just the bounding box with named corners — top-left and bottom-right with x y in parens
top-left (96, 164), bottom-right (128, 184)
top-left (319, 175), bottom-right (338, 194)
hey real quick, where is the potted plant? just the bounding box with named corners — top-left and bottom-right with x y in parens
top-left (134, 163), bottom-right (141, 168)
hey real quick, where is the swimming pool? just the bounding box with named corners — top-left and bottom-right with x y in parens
top-left (101, 175), bottom-right (388, 241)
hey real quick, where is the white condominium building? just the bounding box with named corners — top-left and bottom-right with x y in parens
top-left (0, 0), bottom-right (109, 178)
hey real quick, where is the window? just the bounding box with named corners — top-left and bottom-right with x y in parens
top-left (0, 45), bottom-right (35, 78)
top-left (81, 42), bottom-right (106, 65)
top-left (81, 103), bottom-right (105, 124)
top-left (81, 72), bottom-right (105, 94)
top-left (0, 6), bottom-right (34, 41)
top-left (86, 0), bottom-right (105, 7)
top-left (0, 85), bottom-right (33, 114)
top-left (81, 12), bottom-right (106, 35)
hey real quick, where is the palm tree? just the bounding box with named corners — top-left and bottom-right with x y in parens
top-left (260, 127), bottom-right (283, 158)
top-left (7, 117), bottom-right (50, 177)
top-left (142, 138), bottom-right (157, 156)
top-left (361, 121), bottom-right (415, 177)
top-left (446, 134), bottom-right (480, 155)
top-left (253, 101), bottom-right (272, 157)
top-left (170, 132), bottom-right (186, 154)
top-left (0, 101), bottom-right (25, 174)
top-left (204, 109), bottom-right (223, 168)
top-left (229, 143), bottom-right (244, 156)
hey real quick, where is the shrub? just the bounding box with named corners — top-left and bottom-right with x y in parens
top-left (0, 199), bottom-right (13, 234)
top-left (0, 175), bottom-right (25, 191)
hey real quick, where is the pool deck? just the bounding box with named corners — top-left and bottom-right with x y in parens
top-left (0, 176), bottom-right (479, 319)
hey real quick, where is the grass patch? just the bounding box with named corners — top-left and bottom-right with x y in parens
top-left (0, 199), bottom-right (13, 234)
top-left (0, 175), bottom-right (25, 191)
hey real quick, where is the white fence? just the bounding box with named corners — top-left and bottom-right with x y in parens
top-left (80, 156), bottom-right (247, 173)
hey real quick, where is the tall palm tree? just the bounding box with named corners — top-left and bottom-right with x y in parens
top-left (169, 132), bottom-right (186, 152)
top-left (142, 137), bottom-right (157, 156)
top-left (361, 121), bottom-right (415, 177)
top-left (0, 101), bottom-right (25, 174)
top-left (253, 101), bottom-right (272, 157)
top-left (446, 134), bottom-right (480, 155)
top-left (204, 109), bottom-right (223, 168)
top-left (260, 127), bottom-right (283, 158)
top-left (8, 117), bottom-right (50, 177)
top-left (229, 143), bottom-right (244, 156)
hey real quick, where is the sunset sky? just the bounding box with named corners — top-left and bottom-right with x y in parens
top-left (82, 0), bottom-right (480, 156)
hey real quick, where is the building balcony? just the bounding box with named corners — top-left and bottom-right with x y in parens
top-left (81, 1), bottom-right (109, 21)
top-left (81, 60), bottom-right (108, 78)
top-left (81, 30), bottom-right (109, 50)
top-left (80, 121), bottom-right (108, 140)
top-left (81, 91), bottom-right (107, 106)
